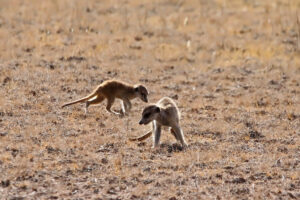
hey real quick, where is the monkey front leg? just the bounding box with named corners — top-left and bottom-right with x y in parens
top-left (152, 121), bottom-right (161, 148)
top-left (120, 101), bottom-right (126, 116)
top-left (124, 99), bottom-right (132, 111)
top-left (120, 99), bottom-right (131, 115)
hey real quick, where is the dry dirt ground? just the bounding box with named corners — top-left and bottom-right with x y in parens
top-left (0, 0), bottom-right (300, 199)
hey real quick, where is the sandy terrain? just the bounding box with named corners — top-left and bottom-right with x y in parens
top-left (0, 0), bottom-right (299, 199)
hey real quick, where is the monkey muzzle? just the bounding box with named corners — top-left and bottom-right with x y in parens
top-left (139, 119), bottom-right (151, 125)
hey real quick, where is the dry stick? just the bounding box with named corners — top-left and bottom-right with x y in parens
top-left (297, 12), bottom-right (300, 51)
top-left (124, 7), bottom-right (129, 30)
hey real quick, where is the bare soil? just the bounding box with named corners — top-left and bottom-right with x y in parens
top-left (0, 0), bottom-right (299, 199)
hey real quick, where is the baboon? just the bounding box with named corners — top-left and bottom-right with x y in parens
top-left (130, 97), bottom-right (188, 148)
top-left (62, 80), bottom-right (149, 115)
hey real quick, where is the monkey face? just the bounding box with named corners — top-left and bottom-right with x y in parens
top-left (139, 105), bottom-right (160, 125)
top-left (135, 85), bottom-right (149, 103)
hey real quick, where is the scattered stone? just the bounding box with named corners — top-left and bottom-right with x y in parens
top-left (131, 194), bottom-right (139, 199)
top-left (49, 64), bottom-right (55, 70)
top-left (269, 80), bottom-right (278, 85)
top-left (9, 197), bottom-right (24, 200)
top-left (224, 166), bottom-right (234, 170)
top-left (3, 77), bottom-right (11, 86)
top-left (107, 187), bottom-right (117, 195)
top-left (101, 158), bottom-right (108, 164)
top-left (143, 179), bottom-right (153, 185)
top-left (256, 98), bottom-right (268, 107)
top-left (0, 132), bottom-right (8, 137)
top-left (230, 187), bottom-right (249, 194)
top-left (232, 177), bottom-right (246, 184)
top-left (1, 180), bottom-right (10, 187)
top-left (167, 143), bottom-right (183, 153)
top-left (96, 143), bottom-right (115, 153)
top-left (171, 94), bottom-right (178, 100)
top-left (129, 44), bottom-right (142, 50)
top-left (134, 36), bottom-right (142, 41)
top-left (29, 90), bottom-right (37, 96)
top-left (249, 130), bottom-right (264, 139)
top-left (11, 148), bottom-right (19, 157)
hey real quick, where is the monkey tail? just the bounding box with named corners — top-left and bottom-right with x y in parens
top-left (129, 130), bottom-right (152, 142)
top-left (61, 90), bottom-right (99, 108)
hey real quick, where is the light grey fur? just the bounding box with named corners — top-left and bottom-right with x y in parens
top-left (137, 97), bottom-right (188, 148)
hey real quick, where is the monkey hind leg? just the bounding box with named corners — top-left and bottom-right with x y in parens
top-left (170, 128), bottom-right (179, 141)
top-left (85, 95), bottom-right (105, 113)
top-left (106, 97), bottom-right (122, 115)
top-left (171, 127), bottom-right (188, 148)
top-left (153, 125), bottom-right (161, 148)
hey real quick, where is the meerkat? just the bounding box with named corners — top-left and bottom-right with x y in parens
top-left (62, 80), bottom-right (149, 115)
top-left (129, 97), bottom-right (188, 148)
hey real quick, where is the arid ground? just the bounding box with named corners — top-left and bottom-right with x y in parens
top-left (0, 0), bottom-right (299, 199)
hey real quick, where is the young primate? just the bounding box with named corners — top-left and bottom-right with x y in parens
top-left (130, 97), bottom-right (188, 148)
top-left (62, 80), bottom-right (149, 115)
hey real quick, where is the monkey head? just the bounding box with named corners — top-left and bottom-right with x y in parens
top-left (134, 85), bottom-right (149, 103)
top-left (139, 105), bottom-right (160, 125)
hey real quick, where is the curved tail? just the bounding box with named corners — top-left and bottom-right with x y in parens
top-left (129, 130), bottom-right (152, 141)
top-left (61, 91), bottom-right (98, 108)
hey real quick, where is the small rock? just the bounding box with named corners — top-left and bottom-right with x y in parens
top-left (1, 180), bottom-right (10, 187)
top-left (107, 187), bottom-right (117, 194)
top-left (129, 44), bottom-right (142, 50)
top-left (30, 91), bottom-right (37, 96)
top-left (232, 177), bottom-right (246, 184)
top-left (269, 80), bottom-right (278, 85)
top-left (249, 130), bottom-right (264, 139)
top-left (171, 94), bottom-right (178, 100)
top-left (101, 158), bottom-right (108, 164)
top-left (0, 132), bottom-right (8, 137)
top-left (143, 179), bottom-right (153, 185)
top-left (2, 77), bottom-right (11, 86)
top-left (9, 197), bottom-right (24, 200)
top-left (49, 64), bottom-right (55, 70)
top-left (134, 36), bottom-right (142, 41)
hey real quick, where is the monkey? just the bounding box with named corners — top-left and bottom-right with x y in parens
top-left (61, 80), bottom-right (149, 115)
top-left (129, 97), bottom-right (188, 148)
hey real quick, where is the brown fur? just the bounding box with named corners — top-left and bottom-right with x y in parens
top-left (62, 80), bottom-right (148, 115)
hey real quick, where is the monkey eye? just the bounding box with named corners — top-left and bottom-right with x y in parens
top-left (144, 113), bottom-right (150, 118)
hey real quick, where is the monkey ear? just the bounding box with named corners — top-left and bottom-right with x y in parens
top-left (155, 107), bottom-right (160, 113)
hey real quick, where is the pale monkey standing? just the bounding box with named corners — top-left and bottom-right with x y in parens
top-left (130, 97), bottom-right (188, 148)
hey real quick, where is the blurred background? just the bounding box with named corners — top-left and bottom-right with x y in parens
top-left (1, 0), bottom-right (299, 68)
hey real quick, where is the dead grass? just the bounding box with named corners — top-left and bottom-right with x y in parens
top-left (0, 0), bottom-right (299, 199)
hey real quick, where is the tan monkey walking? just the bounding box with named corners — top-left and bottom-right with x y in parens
top-left (62, 80), bottom-right (149, 115)
top-left (130, 97), bottom-right (188, 148)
